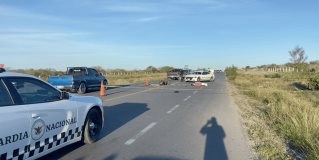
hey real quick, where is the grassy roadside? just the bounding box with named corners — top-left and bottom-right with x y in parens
top-left (228, 70), bottom-right (319, 159)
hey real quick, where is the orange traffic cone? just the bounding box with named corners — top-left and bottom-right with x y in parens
top-left (145, 79), bottom-right (149, 86)
top-left (100, 81), bottom-right (105, 96)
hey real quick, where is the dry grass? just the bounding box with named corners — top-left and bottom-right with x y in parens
top-left (231, 84), bottom-right (290, 159)
top-left (229, 70), bottom-right (319, 159)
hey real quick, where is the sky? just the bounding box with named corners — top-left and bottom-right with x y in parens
top-left (1, 0), bottom-right (319, 70)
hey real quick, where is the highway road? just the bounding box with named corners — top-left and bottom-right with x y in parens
top-left (41, 72), bottom-right (252, 160)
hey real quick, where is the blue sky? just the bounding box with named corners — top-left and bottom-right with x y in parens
top-left (1, 0), bottom-right (319, 70)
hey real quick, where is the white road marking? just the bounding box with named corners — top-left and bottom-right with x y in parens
top-left (170, 82), bottom-right (179, 86)
top-left (184, 96), bottom-right (191, 101)
top-left (166, 105), bottom-right (180, 114)
top-left (103, 88), bottom-right (154, 102)
top-left (125, 122), bottom-right (157, 145)
top-left (124, 139), bottom-right (135, 145)
top-left (164, 88), bottom-right (197, 91)
top-left (193, 90), bottom-right (198, 94)
top-left (121, 86), bottom-right (149, 89)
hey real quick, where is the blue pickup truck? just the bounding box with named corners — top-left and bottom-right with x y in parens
top-left (48, 67), bottom-right (108, 94)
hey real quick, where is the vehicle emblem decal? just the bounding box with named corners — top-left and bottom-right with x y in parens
top-left (31, 119), bottom-right (45, 140)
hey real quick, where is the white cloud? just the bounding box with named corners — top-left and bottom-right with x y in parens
top-left (0, 27), bottom-right (187, 57)
top-left (136, 16), bottom-right (161, 22)
top-left (104, 4), bottom-right (158, 13)
top-left (0, 5), bottom-right (60, 21)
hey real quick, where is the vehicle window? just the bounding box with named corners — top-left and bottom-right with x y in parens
top-left (0, 80), bottom-right (13, 106)
top-left (67, 68), bottom-right (86, 75)
top-left (203, 72), bottom-right (209, 75)
top-left (90, 69), bottom-right (99, 76)
top-left (87, 69), bottom-right (94, 76)
top-left (8, 78), bottom-right (61, 104)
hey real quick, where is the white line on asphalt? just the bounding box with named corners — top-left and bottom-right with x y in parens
top-left (166, 105), bottom-right (180, 114)
top-left (157, 88), bottom-right (203, 91)
top-left (103, 88), bottom-right (154, 102)
top-left (125, 122), bottom-right (157, 145)
top-left (193, 90), bottom-right (198, 94)
top-left (171, 82), bottom-right (179, 85)
top-left (121, 86), bottom-right (148, 89)
top-left (184, 96), bottom-right (191, 101)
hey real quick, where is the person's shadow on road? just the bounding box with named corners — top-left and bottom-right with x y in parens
top-left (200, 117), bottom-right (228, 160)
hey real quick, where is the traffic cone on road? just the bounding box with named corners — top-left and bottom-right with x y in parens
top-left (100, 81), bottom-right (105, 96)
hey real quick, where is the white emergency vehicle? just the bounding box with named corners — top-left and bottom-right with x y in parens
top-left (184, 70), bottom-right (215, 82)
top-left (0, 70), bottom-right (104, 160)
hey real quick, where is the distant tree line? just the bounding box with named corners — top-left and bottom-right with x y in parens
top-left (8, 66), bottom-right (176, 80)
top-left (249, 46), bottom-right (319, 90)
top-left (9, 68), bottom-right (64, 80)
top-left (93, 66), bottom-right (175, 75)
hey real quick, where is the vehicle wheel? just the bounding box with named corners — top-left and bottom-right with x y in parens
top-left (83, 109), bottom-right (102, 144)
top-left (78, 82), bottom-right (87, 94)
top-left (197, 77), bottom-right (201, 82)
top-left (103, 80), bottom-right (108, 86)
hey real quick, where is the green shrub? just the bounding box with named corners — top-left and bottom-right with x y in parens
top-left (225, 66), bottom-right (238, 80)
top-left (264, 73), bottom-right (281, 78)
top-left (307, 73), bottom-right (319, 90)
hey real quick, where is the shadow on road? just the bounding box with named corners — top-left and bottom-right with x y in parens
top-left (83, 84), bottom-right (132, 94)
top-left (132, 156), bottom-right (185, 160)
top-left (100, 103), bottom-right (149, 137)
top-left (39, 103), bottom-right (149, 160)
top-left (104, 154), bottom-right (185, 160)
top-left (200, 117), bottom-right (228, 160)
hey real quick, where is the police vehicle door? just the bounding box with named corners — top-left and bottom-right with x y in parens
top-left (0, 78), bottom-right (31, 160)
top-left (7, 77), bottom-right (78, 158)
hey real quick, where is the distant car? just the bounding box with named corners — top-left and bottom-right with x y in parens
top-left (167, 69), bottom-right (191, 81)
top-left (185, 70), bottom-right (215, 82)
top-left (215, 70), bottom-right (223, 73)
top-left (0, 71), bottom-right (104, 160)
top-left (0, 68), bottom-right (5, 73)
top-left (48, 67), bottom-right (108, 94)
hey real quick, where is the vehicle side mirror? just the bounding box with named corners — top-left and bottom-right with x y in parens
top-left (60, 91), bottom-right (70, 100)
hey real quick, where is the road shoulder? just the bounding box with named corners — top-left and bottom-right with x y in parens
top-left (228, 82), bottom-right (289, 159)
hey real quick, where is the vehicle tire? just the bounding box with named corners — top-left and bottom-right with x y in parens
top-left (103, 80), bottom-right (108, 86)
top-left (197, 77), bottom-right (201, 82)
top-left (78, 82), bottom-right (87, 94)
top-left (83, 108), bottom-right (102, 144)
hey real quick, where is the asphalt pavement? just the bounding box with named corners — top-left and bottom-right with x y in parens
top-left (41, 72), bottom-right (252, 160)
